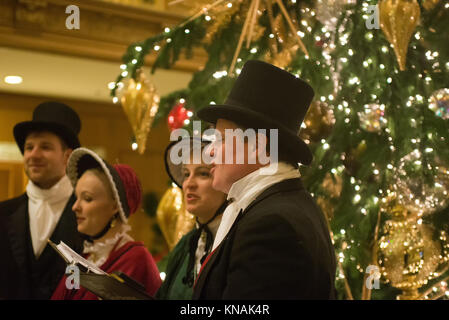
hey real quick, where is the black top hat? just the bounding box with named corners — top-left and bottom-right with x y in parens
top-left (164, 137), bottom-right (212, 188)
top-left (197, 60), bottom-right (314, 165)
top-left (13, 101), bottom-right (81, 154)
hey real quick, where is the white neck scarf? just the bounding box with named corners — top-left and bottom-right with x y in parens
top-left (211, 162), bottom-right (301, 251)
top-left (83, 224), bottom-right (133, 267)
top-left (27, 175), bottom-right (73, 258)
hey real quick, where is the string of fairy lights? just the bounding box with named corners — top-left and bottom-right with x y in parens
top-left (110, 0), bottom-right (449, 299)
top-left (306, 0), bottom-right (449, 300)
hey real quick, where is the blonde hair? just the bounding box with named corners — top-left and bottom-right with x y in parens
top-left (84, 168), bottom-right (115, 200)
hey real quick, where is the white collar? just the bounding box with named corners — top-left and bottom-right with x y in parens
top-left (212, 162), bottom-right (300, 251)
top-left (26, 175), bottom-right (73, 203)
top-left (83, 224), bottom-right (133, 267)
top-left (27, 175), bottom-right (73, 258)
top-left (227, 162), bottom-right (301, 212)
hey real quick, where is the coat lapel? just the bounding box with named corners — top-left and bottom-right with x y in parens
top-left (42, 194), bottom-right (82, 259)
top-left (7, 194), bottom-right (30, 277)
top-left (192, 209), bottom-right (244, 299)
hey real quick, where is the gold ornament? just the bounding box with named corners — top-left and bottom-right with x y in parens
top-left (265, 12), bottom-right (298, 69)
top-left (203, 1), bottom-right (242, 44)
top-left (156, 185), bottom-right (195, 250)
top-left (317, 172), bottom-right (343, 221)
top-left (379, 0), bottom-right (420, 71)
top-left (358, 103), bottom-right (387, 133)
top-left (300, 101), bottom-right (335, 144)
top-left (393, 151), bottom-right (449, 216)
top-left (317, 173), bottom-right (342, 223)
top-left (378, 217), bottom-right (442, 299)
top-left (429, 88), bottom-right (449, 120)
top-left (380, 191), bottom-right (413, 220)
top-left (322, 172), bottom-right (343, 199)
top-left (120, 69), bottom-right (160, 154)
top-left (170, 0), bottom-right (310, 74)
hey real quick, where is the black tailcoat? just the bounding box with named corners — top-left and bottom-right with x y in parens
top-left (192, 178), bottom-right (337, 300)
top-left (0, 193), bottom-right (83, 299)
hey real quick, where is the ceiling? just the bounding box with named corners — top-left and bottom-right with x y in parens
top-left (0, 46), bottom-right (192, 103)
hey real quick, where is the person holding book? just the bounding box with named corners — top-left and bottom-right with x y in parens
top-left (156, 137), bottom-right (227, 299)
top-left (51, 147), bottom-right (161, 299)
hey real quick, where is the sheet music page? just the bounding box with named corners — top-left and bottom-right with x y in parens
top-left (57, 241), bottom-right (107, 275)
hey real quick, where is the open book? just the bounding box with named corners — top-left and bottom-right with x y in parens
top-left (48, 239), bottom-right (107, 275)
top-left (48, 240), bottom-right (153, 300)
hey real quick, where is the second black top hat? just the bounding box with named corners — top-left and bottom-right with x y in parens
top-left (13, 101), bottom-right (81, 153)
top-left (197, 60), bottom-right (315, 165)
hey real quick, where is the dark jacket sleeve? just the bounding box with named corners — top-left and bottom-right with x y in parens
top-left (222, 214), bottom-right (318, 300)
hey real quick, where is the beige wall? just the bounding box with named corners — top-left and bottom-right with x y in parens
top-left (0, 91), bottom-right (171, 255)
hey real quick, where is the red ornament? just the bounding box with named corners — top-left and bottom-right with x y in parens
top-left (167, 102), bottom-right (191, 131)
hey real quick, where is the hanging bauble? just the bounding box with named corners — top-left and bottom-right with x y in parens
top-left (300, 101), bottom-right (335, 144)
top-left (120, 69), bottom-right (160, 154)
top-left (380, 191), bottom-right (413, 219)
top-left (428, 88), bottom-right (449, 120)
top-left (393, 151), bottom-right (449, 216)
top-left (167, 102), bottom-right (192, 132)
top-left (377, 218), bottom-right (443, 299)
top-left (156, 184), bottom-right (195, 250)
top-left (358, 103), bottom-right (387, 133)
top-left (379, 0), bottom-right (420, 71)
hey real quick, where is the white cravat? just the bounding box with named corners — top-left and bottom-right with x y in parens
top-left (27, 175), bottom-right (73, 258)
top-left (211, 162), bottom-right (301, 251)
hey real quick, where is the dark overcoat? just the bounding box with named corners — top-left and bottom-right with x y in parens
top-left (0, 193), bottom-right (83, 299)
top-left (193, 178), bottom-right (337, 300)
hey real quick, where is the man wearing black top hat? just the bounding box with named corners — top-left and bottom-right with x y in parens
top-left (0, 102), bottom-right (84, 299)
top-left (193, 60), bottom-right (336, 299)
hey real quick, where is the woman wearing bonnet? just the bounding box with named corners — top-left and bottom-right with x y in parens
top-left (51, 148), bottom-right (161, 299)
top-left (156, 137), bottom-right (227, 299)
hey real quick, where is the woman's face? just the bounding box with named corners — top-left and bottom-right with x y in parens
top-left (72, 170), bottom-right (118, 236)
top-left (182, 162), bottom-right (227, 223)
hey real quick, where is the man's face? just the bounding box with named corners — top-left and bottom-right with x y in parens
top-left (208, 119), bottom-right (260, 194)
top-left (23, 131), bottom-right (72, 189)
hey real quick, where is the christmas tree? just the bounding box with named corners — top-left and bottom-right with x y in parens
top-left (111, 0), bottom-right (449, 299)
